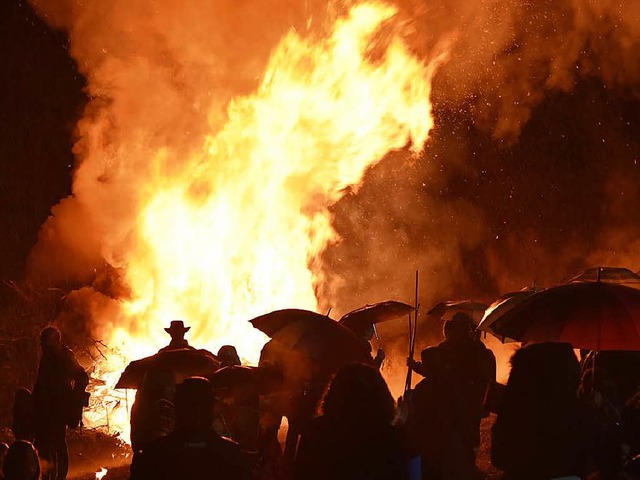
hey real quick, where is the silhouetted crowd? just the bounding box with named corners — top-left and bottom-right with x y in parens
top-left (7, 317), bottom-right (640, 480)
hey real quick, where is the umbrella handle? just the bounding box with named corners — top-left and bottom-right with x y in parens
top-left (372, 324), bottom-right (380, 342)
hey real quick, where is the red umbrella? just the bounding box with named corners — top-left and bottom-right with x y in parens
top-left (339, 301), bottom-right (413, 335)
top-left (486, 282), bottom-right (640, 350)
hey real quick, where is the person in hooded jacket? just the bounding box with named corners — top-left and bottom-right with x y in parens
top-left (295, 363), bottom-right (409, 480)
top-left (491, 342), bottom-right (594, 480)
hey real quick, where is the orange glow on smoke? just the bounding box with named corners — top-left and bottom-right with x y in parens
top-left (83, 1), bottom-right (444, 440)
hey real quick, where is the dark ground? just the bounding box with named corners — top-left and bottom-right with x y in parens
top-left (1, 417), bottom-right (500, 479)
top-left (0, 417), bottom-right (502, 480)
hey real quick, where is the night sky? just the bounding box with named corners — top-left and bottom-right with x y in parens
top-left (2, 0), bottom-right (640, 306)
top-left (1, 0), bottom-right (84, 281)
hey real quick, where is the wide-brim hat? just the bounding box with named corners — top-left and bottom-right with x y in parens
top-left (164, 320), bottom-right (191, 334)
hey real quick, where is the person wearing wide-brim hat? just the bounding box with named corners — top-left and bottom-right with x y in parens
top-left (159, 320), bottom-right (195, 352)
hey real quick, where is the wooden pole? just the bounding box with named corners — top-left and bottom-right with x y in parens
top-left (405, 271), bottom-right (419, 394)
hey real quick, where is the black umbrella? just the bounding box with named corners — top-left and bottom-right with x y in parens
top-left (427, 300), bottom-right (488, 325)
top-left (563, 266), bottom-right (640, 286)
top-left (478, 288), bottom-right (536, 342)
top-left (251, 308), bottom-right (373, 378)
top-left (250, 309), bottom-right (329, 336)
top-left (339, 301), bottom-right (413, 335)
top-left (115, 348), bottom-right (220, 389)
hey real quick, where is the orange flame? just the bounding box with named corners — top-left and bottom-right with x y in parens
top-left (83, 1), bottom-right (444, 440)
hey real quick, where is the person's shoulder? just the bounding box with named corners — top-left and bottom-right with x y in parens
top-left (421, 345), bottom-right (440, 357)
top-left (422, 345), bottom-right (445, 361)
top-left (468, 339), bottom-right (491, 357)
top-left (59, 346), bottom-right (79, 365)
top-left (61, 346), bottom-right (75, 358)
top-left (422, 344), bottom-right (439, 352)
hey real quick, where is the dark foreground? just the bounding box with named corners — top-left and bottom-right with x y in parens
top-left (46, 418), bottom-right (501, 480)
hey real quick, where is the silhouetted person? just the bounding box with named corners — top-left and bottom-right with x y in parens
top-left (32, 327), bottom-right (88, 480)
top-left (583, 350), bottom-right (640, 405)
top-left (342, 322), bottom-right (385, 369)
top-left (12, 389), bottom-right (35, 442)
top-left (254, 339), bottom-right (304, 478)
top-left (129, 369), bottom-right (176, 473)
top-left (360, 323), bottom-right (385, 368)
top-left (295, 363), bottom-right (409, 480)
top-left (218, 345), bottom-right (241, 367)
top-left (158, 320), bottom-right (194, 352)
top-left (2, 441), bottom-right (40, 480)
top-left (407, 315), bottom-right (492, 479)
top-left (467, 316), bottom-right (497, 387)
top-left (580, 367), bottom-right (625, 479)
top-left (213, 346), bottom-right (260, 451)
top-left (0, 442), bottom-right (8, 477)
top-left (131, 376), bottom-right (251, 480)
top-left (492, 342), bottom-right (592, 480)
top-left (457, 313), bottom-right (497, 447)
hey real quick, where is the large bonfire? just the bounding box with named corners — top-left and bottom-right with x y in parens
top-left (39, 1), bottom-right (445, 438)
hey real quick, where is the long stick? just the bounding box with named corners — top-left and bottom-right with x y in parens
top-left (404, 312), bottom-right (413, 394)
top-left (413, 271), bottom-right (419, 353)
top-left (405, 271), bottom-right (420, 394)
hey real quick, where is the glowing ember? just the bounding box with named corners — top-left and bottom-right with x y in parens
top-left (83, 1), bottom-right (444, 440)
top-left (95, 468), bottom-right (108, 480)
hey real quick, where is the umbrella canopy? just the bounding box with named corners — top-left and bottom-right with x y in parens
top-left (485, 282), bottom-right (640, 350)
top-left (116, 348), bottom-right (220, 389)
top-left (339, 301), bottom-right (414, 334)
top-left (250, 309), bottom-right (327, 337)
top-left (251, 308), bottom-right (373, 379)
top-left (478, 288), bottom-right (537, 342)
top-left (563, 266), bottom-right (640, 286)
top-left (427, 300), bottom-right (488, 325)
